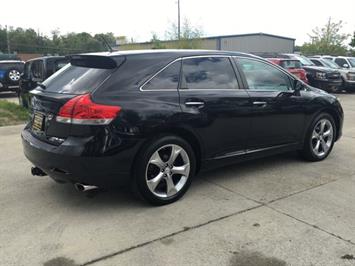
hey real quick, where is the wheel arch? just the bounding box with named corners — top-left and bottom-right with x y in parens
top-left (131, 127), bottom-right (204, 175)
top-left (306, 107), bottom-right (341, 142)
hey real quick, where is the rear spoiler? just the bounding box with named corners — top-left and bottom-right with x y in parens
top-left (66, 55), bottom-right (123, 69)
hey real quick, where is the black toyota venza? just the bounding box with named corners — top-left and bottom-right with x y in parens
top-left (22, 50), bottom-right (343, 205)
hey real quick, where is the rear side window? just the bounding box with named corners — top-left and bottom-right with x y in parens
top-left (23, 62), bottom-right (31, 80)
top-left (42, 64), bottom-right (113, 94)
top-left (142, 60), bottom-right (181, 90)
top-left (182, 57), bottom-right (238, 90)
top-left (31, 60), bottom-right (45, 80)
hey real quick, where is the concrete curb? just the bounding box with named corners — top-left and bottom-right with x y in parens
top-left (0, 124), bottom-right (25, 136)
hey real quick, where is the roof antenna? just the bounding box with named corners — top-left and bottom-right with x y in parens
top-left (100, 36), bottom-right (114, 53)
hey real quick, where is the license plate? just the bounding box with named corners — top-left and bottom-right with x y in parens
top-left (32, 112), bottom-right (44, 132)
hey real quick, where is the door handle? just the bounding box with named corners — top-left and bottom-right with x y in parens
top-left (185, 101), bottom-right (205, 107)
top-left (253, 101), bottom-right (267, 107)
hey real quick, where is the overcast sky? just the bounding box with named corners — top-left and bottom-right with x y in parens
top-left (2, 0), bottom-right (354, 45)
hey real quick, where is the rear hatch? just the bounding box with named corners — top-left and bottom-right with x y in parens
top-left (28, 55), bottom-right (124, 145)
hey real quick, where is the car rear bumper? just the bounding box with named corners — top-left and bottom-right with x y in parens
top-left (21, 128), bottom-right (143, 188)
top-left (0, 82), bottom-right (19, 91)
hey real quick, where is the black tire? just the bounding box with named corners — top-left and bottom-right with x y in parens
top-left (132, 135), bottom-right (196, 205)
top-left (300, 113), bottom-right (336, 161)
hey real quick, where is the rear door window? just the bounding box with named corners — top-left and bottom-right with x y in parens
top-left (42, 64), bottom-right (113, 94)
top-left (181, 57), bottom-right (239, 90)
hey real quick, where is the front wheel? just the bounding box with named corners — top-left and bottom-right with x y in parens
top-left (132, 136), bottom-right (196, 205)
top-left (300, 113), bottom-right (336, 161)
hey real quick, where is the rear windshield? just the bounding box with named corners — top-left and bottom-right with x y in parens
top-left (42, 64), bottom-right (113, 94)
top-left (281, 60), bottom-right (301, 69)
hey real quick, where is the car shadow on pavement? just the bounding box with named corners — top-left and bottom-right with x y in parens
top-left (38, 152), bottom-right (301, 210)
top-left (199, 151), bottom-right (301, 181)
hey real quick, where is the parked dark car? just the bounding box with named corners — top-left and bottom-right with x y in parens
top-left (19, 56), bottom-right (69, 108)
top-left (267, 58), bottom-right (308, 83)
top-left (0, 60), bottom-right (24, 92)
top-left (309, 57), bottom-right (355, 92)
top-left (22, 50), bottom-right (343, 205)
top-left (283, 54), bottom-right (342, 92)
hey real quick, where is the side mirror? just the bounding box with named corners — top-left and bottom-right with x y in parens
top-left (343, 64), bottom-right (349, 68)
top-left (293, 80), bottom-right (304, 91)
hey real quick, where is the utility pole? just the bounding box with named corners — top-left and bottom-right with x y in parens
top-left (177, 0), bottom-right (181, 40)
top-left (5, 25), bottom-right (10, 54)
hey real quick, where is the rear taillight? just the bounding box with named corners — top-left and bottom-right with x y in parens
top-left (56, 94), bottom-right (121, 125)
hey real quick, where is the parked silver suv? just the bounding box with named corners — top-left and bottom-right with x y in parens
top-left (332, 57), bottom-right (355, 91)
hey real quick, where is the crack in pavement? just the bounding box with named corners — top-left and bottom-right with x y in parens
top-left (81, 176), bottom-right (353, 265)
top-left (267, 205), bottom-right (355, 246)
top-left (204, 177), bottom-right (355, 247)
top-left (81, 204), bottom-right (263, 266)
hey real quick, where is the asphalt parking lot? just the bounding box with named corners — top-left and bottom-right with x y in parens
top-left (1, 93), bottom-right (355, 266)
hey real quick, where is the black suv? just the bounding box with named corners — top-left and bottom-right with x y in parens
top-left (22, 50), bottom-right (343, 205)
top-left (0, 60), bottom-right (24, 92)
top-left (282, 54), bottom-right (342, 92)
top-left (19, 56), bottom-right (69, 108)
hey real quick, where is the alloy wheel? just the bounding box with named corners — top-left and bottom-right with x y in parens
top-left (9, 70), bottom-right (20, 81)
top-left (311, 118), bottom-right (334, 157)
top-left (145, 144), bottom-right (190, 198)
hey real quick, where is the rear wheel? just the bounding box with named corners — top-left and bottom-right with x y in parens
top-left (132, 136), bottom-right (196, 205)
top-left (300, 113), bottom-right (336, 161)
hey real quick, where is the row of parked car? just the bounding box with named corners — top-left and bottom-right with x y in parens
top-left (0, 56), bottom-right (68, 107)
top-left (265, 54), bottom-right (355, 93)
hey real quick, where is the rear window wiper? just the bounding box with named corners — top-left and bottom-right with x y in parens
top-left (37, 82), bottom-right (46, 90)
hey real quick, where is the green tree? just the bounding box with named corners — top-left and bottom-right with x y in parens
top-left (150, 33), bottom-right (166, 49)
top-left (350, 32), bottom-right (355, 56)
top-left (165, 19), bottom-right (203, 49)
top-left (350, 32), bottom-right (355, 48)
top-left (94, 32), bottom-right (116, 50)
top-left (0, 26), bottom-right (121, 55)
top-left (300, 18), bottom-right (349, 56)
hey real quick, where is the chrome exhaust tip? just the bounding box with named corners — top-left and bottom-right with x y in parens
top-left (74, 183), bottom-right (99, 192)
top-left (31, 166), bottom-right (47, 176)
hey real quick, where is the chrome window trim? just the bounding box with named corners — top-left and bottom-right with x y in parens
top-left (139, 58), bottom-right (181, 92)
top-left (139, 55), bottom-right (239, 92)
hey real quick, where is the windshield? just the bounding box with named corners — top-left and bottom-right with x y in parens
top-left (42, 64), bottom-right (113, 94)
top-left (281, 60), bottom-right (301, 69)
top-left (322, 59), bottom-right (340, 69)
top-left (296, 55), bottom-right (315, 66)
top-left (349, 58), bottom-right (355, 67)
